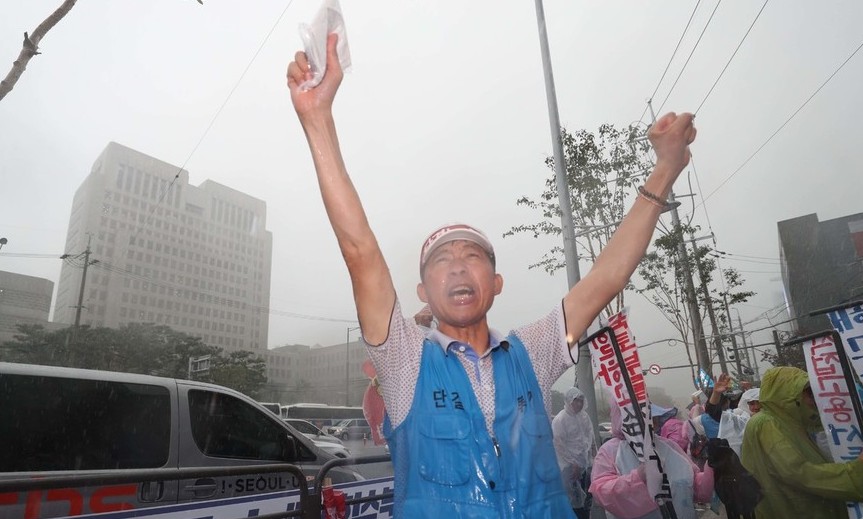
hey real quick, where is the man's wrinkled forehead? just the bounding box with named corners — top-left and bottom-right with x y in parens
top-left (426, 239), bottom-right (485, 258)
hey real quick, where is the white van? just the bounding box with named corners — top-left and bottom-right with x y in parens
top-left (0, 362), bottom-right (375, 518)
top-left (257, 402), bottom-right (283, 417)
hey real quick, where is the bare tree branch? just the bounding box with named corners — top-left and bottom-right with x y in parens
top-left (0, 0), bottom-right (78, 102)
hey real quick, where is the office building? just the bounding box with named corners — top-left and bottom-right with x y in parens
top-left (778, 212), bottom-right (863, 335)
top-left (0, 271), bottom-right (55, 344)
top-left (54, 142), bottom-right (272, 352)
top-left (263, 338), bottom-right (368, 406)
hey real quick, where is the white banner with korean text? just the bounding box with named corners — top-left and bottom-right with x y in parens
top-left (828, 304), bottom-right (863, 388)
top-left (588, 309), bottom-right (673, 506)
top-left (803, 334), bottom-right (863, 519)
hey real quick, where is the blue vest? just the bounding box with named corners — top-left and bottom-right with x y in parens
top-left (383, 335), bottom-right (575, 518)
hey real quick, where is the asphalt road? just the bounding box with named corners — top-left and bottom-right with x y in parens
top-left (340, 438), bottom-right (393, 480)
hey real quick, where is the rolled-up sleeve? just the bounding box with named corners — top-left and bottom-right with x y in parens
top-left (365, 298), bottom-right (426, 429)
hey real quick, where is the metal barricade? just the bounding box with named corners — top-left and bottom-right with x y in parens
top-left (0, 455), bottom-right (394, 519)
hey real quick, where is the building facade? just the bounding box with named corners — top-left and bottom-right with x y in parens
top-left (778, 212), bottom-right (863, 335)
top-left (54, 142), bottom-right (272, 353)
top-left (262, 338), bottom-right (369, 406)
top-left (0, 271), bottom-right (55, 344)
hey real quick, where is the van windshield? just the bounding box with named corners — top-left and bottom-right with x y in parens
top-left (334, 419), bottom-right (352, 427)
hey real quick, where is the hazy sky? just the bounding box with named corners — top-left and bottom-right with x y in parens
top-left (2, 1), bottom-right (862, 402)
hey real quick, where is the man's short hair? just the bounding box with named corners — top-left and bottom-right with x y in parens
top-left (419, 223), bottom-right (496, 274)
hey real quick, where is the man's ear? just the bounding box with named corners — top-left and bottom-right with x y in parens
top-left (494, 273), bottom-right (503, 296)
top-left (417, 282), bottom-right (428, 303)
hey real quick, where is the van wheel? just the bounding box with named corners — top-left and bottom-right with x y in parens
top-left (341, 432), bottom-right (349, 441)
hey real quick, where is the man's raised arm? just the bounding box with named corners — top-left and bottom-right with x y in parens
top-left (287, 34), bottom-right (395, 344)
top-left (562, 112), bottom-right (697, 344)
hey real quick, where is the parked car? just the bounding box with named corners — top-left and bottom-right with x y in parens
top-left (328, 418), bottom-right (372, 440)
top-left (0, 362), bottom-right (364, 519)
top-left (283, 418), bottom-right (351, 458)
top-left (598, 421), bottom-right (613, 444)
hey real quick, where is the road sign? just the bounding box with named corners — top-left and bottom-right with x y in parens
top-left (648, 364), bottom-right (661, 375)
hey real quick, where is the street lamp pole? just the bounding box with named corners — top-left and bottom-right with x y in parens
top-left (346, 326), bottom-right (361, 406)
top-left (532, 0), bottom-right (602, 451)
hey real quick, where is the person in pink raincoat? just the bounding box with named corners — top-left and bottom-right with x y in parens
top-left (652, 404), bottom-right (689, 453)
top-left (590, 402), bottom-right (714, 519)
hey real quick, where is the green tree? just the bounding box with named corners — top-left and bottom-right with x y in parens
top-left (206, 350), bottom-right (267, 399)
top-left (636, 223), bottom-right (755, 379)
top-left (0, 324), bottom-right (66, 365)
top-left (506, 121), bottom-right (756, 380)
top-left (760, 331), bottom-right (807, 371)
top-left (0, 323), bottom-right (266, 397)
top-left (505, 124), bottom-right (653, 315)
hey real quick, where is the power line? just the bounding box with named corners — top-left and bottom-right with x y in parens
top-left (689, 156), bottom-right (713, 234)
top-left (64, 257), bottom-right (356, 325)
top-left (694, 0), bottom-right (769, 115)
top-left (123, 0), bottom-right (297, 253)
top-left (744, 316), bottom-right (794, 334)
top-left (637, 0), bottom-right (703, 124)
top-left (742, 303), bottom-right (789, 327)
top-left (0, 252), bottom-right (64, 259)
top-left (701, 38), bottom-right (863, 206)
top-left (715, 250), bottom-right (780, 261)
top-left (709, 253), bottom-right (780, 265)
top-left (657, 0), bottom-right (723, 114)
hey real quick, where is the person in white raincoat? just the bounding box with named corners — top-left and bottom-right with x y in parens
top-left (553, 387), bottom-right (595, 519)
top-left (719, 388), bottom-right (760, 456)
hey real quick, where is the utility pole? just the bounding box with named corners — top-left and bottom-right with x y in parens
top-left (668, 196), bottom-right (710, 376)
top-left (721, 294), bottom-right (744, 378)
top-left (690, 234), bottom-right (728, 374)
top-left (647, 101), bottom-right (711, 379)
top-left (533, 0), bottom-right (602, 454)
top-left (74, 234), bottom-right (95, 327)
top-left (742, 316), bottom-right (759, 380)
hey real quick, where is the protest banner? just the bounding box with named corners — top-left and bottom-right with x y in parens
top-left (801, 332), bottom-right (863, 519)
top-left (827, 303), bottom-right (863, 387)
top-left (585, 309), bottom-right (676, 517)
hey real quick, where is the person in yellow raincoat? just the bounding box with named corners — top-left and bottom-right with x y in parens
top-left (741, 366), bottom-right (863, 518)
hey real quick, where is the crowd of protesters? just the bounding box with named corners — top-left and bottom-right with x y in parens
top-left (551, 367), bottom-right (863, 518)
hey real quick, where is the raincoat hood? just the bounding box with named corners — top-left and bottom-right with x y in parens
top-left (740, 388), bottom-right (760, 407)
top-left (740, 366), bottom-right (863, 518)
top-left (564, 387), bottom-right (587, 416)
top-left (759, 366), bottom-right (819, 430)
top-left (650, 403), bottom-right (678, 432)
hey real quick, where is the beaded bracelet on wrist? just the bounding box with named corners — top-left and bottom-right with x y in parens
top-left (637, 185), bottom-right (669, 209)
